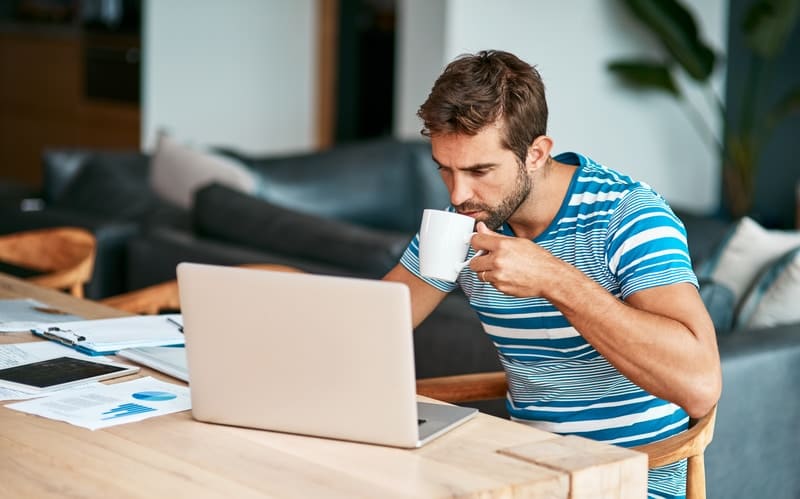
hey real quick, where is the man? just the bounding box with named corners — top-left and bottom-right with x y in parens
top-left (384, 50), bottom-right (721, 498)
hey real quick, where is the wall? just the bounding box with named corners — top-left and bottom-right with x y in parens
top-left (394, 0), bottom-right (445, 139)
top-left (142, 0), bottom-right (316, 155)
top-left (395, 0), bottom-right (728, 214)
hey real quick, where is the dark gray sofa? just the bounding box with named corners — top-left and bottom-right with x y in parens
top-left (677, 212), bottom-right (800, 498)
top-left (0, 140), bottom-right (798, 498)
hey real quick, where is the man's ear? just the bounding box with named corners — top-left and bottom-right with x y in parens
top-left (525, 135), bottom-right (553, 172)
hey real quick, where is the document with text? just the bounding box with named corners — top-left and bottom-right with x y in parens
top-left (0, 341), bottom-right (97, 400)
top-left (6, 376), bottom-right (191, 430)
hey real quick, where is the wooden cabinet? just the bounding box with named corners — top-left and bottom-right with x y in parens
top-left (0, 28), bottom-right (140, 188)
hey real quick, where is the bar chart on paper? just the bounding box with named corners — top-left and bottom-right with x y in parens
top-left (102, 402), bottom-right (157, 420)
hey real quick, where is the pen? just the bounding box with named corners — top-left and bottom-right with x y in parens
top-left (167, 317), bottom-right (184, 333)
top-left (33, 306), bottom-right (71, 315)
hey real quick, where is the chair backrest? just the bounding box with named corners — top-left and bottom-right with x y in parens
top-left (101, 263), bottom-right (303, 314)
top-left (635, 404), bottom-right (717, 499)
top-left (415, 372), bottom-right (717, 498)
top-left (0, 227), bottom-right (96, 298)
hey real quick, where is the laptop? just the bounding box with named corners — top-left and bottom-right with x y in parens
top-left (176, 262), bottom-right (477, 448)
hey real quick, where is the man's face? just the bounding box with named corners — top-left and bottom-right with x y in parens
top-left (431, 125), bottom-right (531, 230)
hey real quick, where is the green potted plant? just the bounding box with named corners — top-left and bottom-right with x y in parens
top-left (607, 0), bottom-right (800, 219)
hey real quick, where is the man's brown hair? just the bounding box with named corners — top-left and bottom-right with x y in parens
top-left (418, 50), bottom-right (547, 165)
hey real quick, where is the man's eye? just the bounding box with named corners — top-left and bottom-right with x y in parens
top-left (471, 169), bottom-right (488, 177)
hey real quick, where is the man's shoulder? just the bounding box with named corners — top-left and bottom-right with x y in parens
top-left (557, 152), bottom-right (642, 194)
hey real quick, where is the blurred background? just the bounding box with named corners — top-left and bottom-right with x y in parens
top-left (1, 0), bottom-right (798, 227)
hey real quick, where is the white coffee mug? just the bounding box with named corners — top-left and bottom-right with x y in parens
top-left (418, 209), bottom-right (478, 282)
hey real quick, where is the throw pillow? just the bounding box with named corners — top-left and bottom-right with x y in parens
top-left (193, 183), bottom-right (413, 277)
top-left (698, 279), bottom-right (735, 334)
top-left (735, 247), bottom-right (800, 330)
top-left (700, 216), bottom-right (800, 304)
top-left (148, 133), bottom-right (258, 210)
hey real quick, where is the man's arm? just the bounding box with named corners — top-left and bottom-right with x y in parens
top-left (383, 264), bottom-right (448, 328)
top-left (470, 223), bottom-right (721, 418)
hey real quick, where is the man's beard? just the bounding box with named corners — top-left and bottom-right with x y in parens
top-left (456, 164), bottom-right (531, 230)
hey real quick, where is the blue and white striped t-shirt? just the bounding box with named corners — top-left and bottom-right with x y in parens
top-left (401, 152), bottom-right (698, 499)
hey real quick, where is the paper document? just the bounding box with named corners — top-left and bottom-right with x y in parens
top-left (32, 314), bottom-right (185, 355)
top-left (7, 376), bottom-right (191, 430)
top-left (0, 342), bottom-right (97, 400)
top-left (117, 346), bottom-right (188, 382)
top-left (0, 298), bottom-right (83, 332)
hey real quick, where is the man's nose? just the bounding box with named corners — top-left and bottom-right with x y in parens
top-left (449, 175), bottom-right (473, 207)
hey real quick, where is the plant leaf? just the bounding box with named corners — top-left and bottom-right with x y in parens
top-left (623, 0), bottom-right (716, 81)
top-left (766, 86), bottom-right (800, 129)
top-left (743, 0), bottom-right (800, 58)
top-left (607, 60), bottom-right (681, 96)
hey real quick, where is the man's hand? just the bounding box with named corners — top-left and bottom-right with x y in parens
top-left (469, 222), bottom-right (563, 297)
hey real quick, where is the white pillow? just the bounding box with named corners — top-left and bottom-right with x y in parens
top-left (736, 247), bottom-right (800, 330)
top-left (706, 217), bottom-right (800, 304)
top-left (149, 134), bottom-right (258, 209)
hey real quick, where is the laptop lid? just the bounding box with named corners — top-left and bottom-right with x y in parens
top-left (176, 263), bottom-right (474, 448)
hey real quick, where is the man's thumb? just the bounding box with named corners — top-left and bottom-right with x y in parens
top-left (476, 221), bottom-right (494, 234)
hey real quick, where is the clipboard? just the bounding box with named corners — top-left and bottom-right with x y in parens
top-left (31, 315), bottom-right (185, 356)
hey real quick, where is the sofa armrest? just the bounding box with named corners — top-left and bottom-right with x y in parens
top-left (125, 227), bottom-right (364, 291)
top-left (193, 183), bottom-right (412, 277)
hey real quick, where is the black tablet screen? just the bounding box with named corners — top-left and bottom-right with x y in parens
top-left (0, 356), bottom-right (127, 388)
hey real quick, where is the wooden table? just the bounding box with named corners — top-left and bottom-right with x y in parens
top-left (0, 273), bottom-right (647, 498)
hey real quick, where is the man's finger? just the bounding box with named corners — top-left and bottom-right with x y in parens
top-left (471, 223), bottom-right (505, 252)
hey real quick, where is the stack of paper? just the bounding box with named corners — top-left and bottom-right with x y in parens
top-left (0, 298), bottom-right (83, 332)
top-left (117, 346), bottom-right (189, 382)
top-left (1, 343), bottom-right (191, 430)
top-left (32, 314), bottom-right (185, 355)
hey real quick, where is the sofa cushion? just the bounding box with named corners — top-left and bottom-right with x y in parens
top-left (42, 149), bottom-right (150, 204)
top-left (735, 247), bottom-right (800, 330)
top-left (245, 139), bottom-right (448, 233)
top-left (149, 134), bottom-right (258, 210)
top-left (700, 217), bottom-right (800, 304)
top-left (193, 184), bottom-right (412, 277)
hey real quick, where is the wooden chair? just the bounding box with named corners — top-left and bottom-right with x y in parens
top-left (0, 227), bottom-right (96, 298)
top-left (101, 263), bottom-right (304, 314)
top-left (416, 372), bottom-right (717, 499)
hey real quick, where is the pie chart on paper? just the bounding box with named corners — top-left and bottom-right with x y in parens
top-left (131, 391), bottom-right (177, 402)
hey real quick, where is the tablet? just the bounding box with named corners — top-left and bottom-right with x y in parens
top-left (0, 356), bottom-right (139, 393)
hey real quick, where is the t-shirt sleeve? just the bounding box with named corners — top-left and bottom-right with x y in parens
top-left (399, 233), bottom-right (460, 293)
top-left (606, 187), bottom-right (698, 299)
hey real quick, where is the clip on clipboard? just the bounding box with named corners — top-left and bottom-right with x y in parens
top-left (40, 327), bottom-right (86, 345)
top-left (32, 314), bottom-right (185, 356)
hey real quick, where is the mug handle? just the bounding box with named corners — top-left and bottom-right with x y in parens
top-left (454, 250), bottom-right (485, 272)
